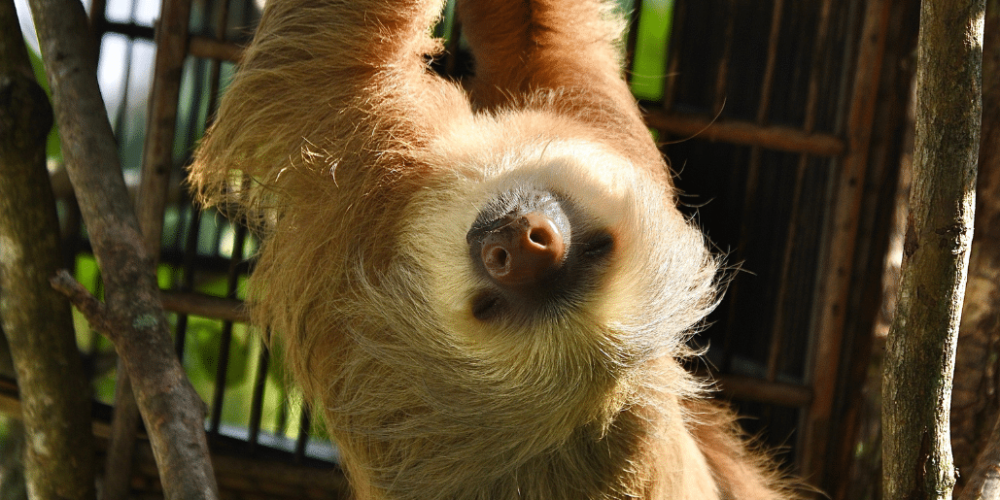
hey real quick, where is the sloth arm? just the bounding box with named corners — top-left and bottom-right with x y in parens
top-left (456, 0), bottom-right (668, 178)
top-left (191, 0), bottom-right (468, 203)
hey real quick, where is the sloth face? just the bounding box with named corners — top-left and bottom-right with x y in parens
top-left (398, 120), bottom-right (714, 373)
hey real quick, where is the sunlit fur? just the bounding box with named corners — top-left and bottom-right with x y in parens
top-left (189, 0), bottom-right (800, 498)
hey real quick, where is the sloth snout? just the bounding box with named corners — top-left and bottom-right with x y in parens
top-left (480, 212), bottom-right (566, 287)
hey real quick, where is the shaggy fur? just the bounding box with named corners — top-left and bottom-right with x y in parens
top-left (189, 0), bottom-right (800, 498)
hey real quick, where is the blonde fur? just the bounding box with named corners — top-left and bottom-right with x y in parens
top-left (189, 0), bottom-right (800, 498)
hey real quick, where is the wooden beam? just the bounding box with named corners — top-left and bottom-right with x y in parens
top-left (715, 374), bottom-right (814, 408)
top-left (160, 291), bottom-right (248, 323)
top-left (643, 109), bottom-right (846, 156)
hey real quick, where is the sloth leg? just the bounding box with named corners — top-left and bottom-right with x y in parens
top-left (456, 0), bottom-right (626, 107)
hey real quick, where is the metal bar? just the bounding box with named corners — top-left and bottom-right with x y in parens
top-left (642, 109), bottom-right (846, 156)
top-left (173, 206), bottom-right (204, 359)
top-left (294, 409), bottom-right (312, 464)
top-left (442, 9), bottom-right (462, 76)
top-left (209, 320), bottom-right (235, 436)
top-left (128, 438), bottom-right (350, 495)
top-left (247, 341), bottom-right (270, 452)
top-left (803, 0), bottom-right (835, 134)
top-left (101, 369), bottom-right (142, 500)
top-left (209, 222), bottom-right (249, 435)
top-left (205, 0), bottom-right (230, 117)
top-left (759, 0), bottom-right (799, 383)
top-left (276, 398), bottom-right (289, 436)
top-left (718, 0), bottom-right (786, 374)
top-left (766, 0), bottom-right (834, 383)
top-left (136, 0), bottom-right (192, 261)
top-left (765, 159), bottom-right (808, 383)
top-left (716, 142), bottom-right (760, 374)
top-left (178, 0), bottom-right (233, 366)
top-left (88, 0), bottom-right (108, 36)
top-left (712, 0), bottom-right (736, 115)
top-left (796, 0), bottom-right (866, 476)
top-left (103, 20), bottom-right (155, 40)
top-left (756, 0), bottom-right (785, 125)
top-left (660, 0), bottom-right (685, 111)
top-left (714, 374), bottom-right (813, 408)
top-left (623, 0), bottom-right (644, 84)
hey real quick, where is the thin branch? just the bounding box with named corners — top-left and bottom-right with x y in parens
top-left (953, 0), bottom-right (1000, 495)
top-left (50, 270), bottom-right (115, 336)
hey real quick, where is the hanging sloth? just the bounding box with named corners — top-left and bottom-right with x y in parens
top-left (190, 0), bottom-right (800, 498)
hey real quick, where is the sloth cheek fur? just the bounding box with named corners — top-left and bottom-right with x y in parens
top-left (188, 0), bottom-right (803, 498)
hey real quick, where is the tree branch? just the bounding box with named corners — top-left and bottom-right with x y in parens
top-left (25, 0), bottom-right (220, 497)
top-left (0, 0), bottom-right (97, 497)
top-left (50, 270), bottom-right (115, 336)
top-left (952, 0), bottom-right (1000, 500)
top-left (953, 0), bottom-right (1000, 495)
top-left (881, 0), bottom-right (985, 499)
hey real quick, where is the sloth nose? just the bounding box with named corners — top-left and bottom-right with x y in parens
top-left (480, 212), bottom-right (566, 287)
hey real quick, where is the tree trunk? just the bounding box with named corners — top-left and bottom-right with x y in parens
top-left (881, 0), bottom-right (985, 498)
top-left (953, 0), bottom-right (1000, 496)
top-left (0, 0), bottom-right (97, 498)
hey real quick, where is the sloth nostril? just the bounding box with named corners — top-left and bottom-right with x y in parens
top-left (524, 212), bottom-right (560, 250)
top-left (484, 245), bottom-right (509, 271)
top-left (528, 228), bottom-right (550, 246)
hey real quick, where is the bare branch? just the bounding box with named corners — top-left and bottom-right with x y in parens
top-left (49, 270), bottom-right (115, 336)
top-left (881, 0), bottom-right (985, 499)
top-left (25, 0), bottom-right (220, 497)
top-left (0, 0), bottom-right (97, 497)
top-left (953, 0), bottom-right (1000, 495)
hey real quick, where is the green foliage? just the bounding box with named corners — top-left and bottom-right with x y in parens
top-left (72, 253), bottom-right (305, 439)
top-left (629, 0), bottom-right (674, 101)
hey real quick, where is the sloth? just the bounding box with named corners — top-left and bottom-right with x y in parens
top-left (190, 0), bottom-right (800, 498)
